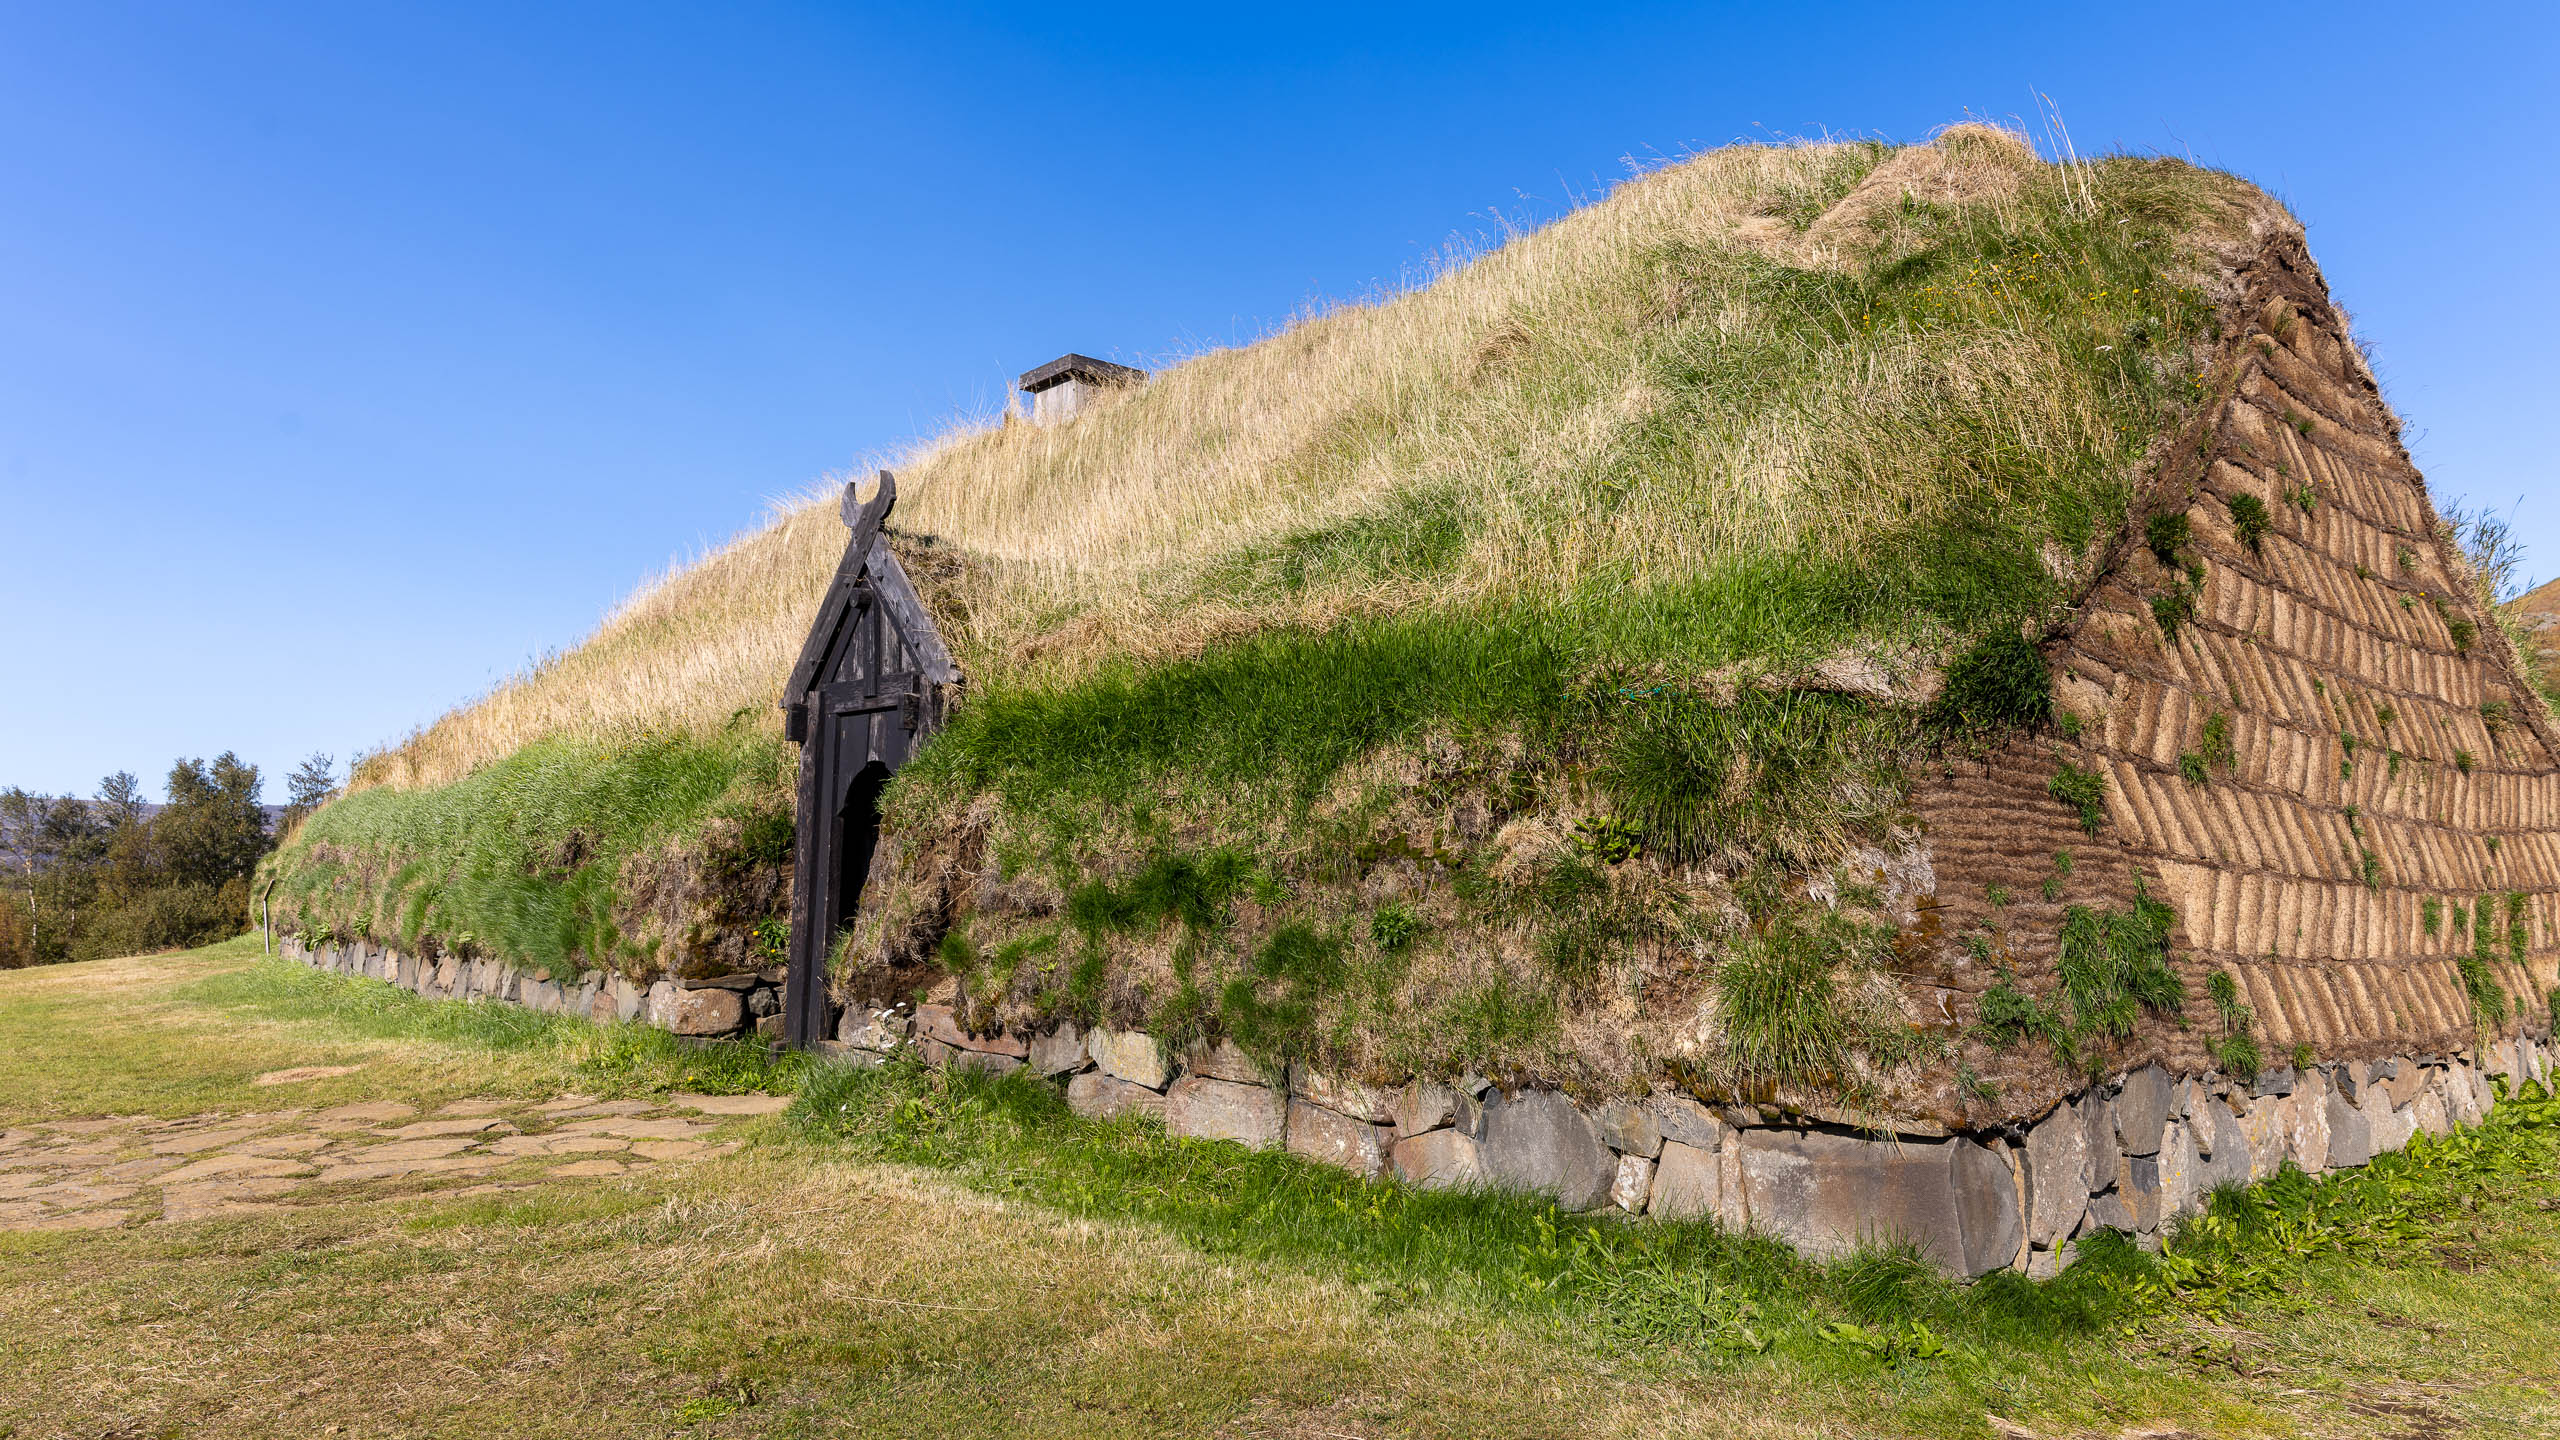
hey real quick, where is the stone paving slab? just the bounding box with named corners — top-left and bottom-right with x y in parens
top-left (0, 1087), bottom-right (784, 1231)
top-left (157, 1154), bottom-right (315, 1186)
top-left (0, 1202), bottom-right (131, 1230)
top-left (152, 1127), bottom-right (266, 1156)
top-left (380, 1117), bottom-right (513, 1140)
top-left (353, 1137), bottom-right (482, 1164)
top-left (541, 1100), bottom-right (658, 1119)
top-left (489, 1134), bottom-right (628, 1157)
top-left (313, 1102), bottom-right (418, 1126)
top-left (435, 1098), bottom-right (511, 1116)
top-left (99, 1156), bottom-right (187, 1182)
top-left (236, 1133), bottom-right (331, 1157)
top-left (13, 1180), bottom-right (138, 1207)
top-left (311, 1154), bottom-right (504, 1186)
top-left (3, 1147), bottom-right (119, 1171)
top-left (574, 1117), bottom-right (718, 1141)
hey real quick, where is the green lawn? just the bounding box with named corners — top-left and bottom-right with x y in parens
top-left (1, 939), bottom-right (2554, 1439)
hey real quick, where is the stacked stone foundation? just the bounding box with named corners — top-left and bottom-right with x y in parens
top-left (277, 936), bottom-right (785, 1039)
top-left (828, 1001), bottom-right (2555, 1278)
top-left (271, 935), bottom-right (2555, 1276)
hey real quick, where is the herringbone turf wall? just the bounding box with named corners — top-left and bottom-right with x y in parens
top-left (1914, 228), bottom-right (2558, 1126)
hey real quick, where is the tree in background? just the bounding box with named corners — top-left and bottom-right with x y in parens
top-left (0, 788), bottom-right (106, 967)
top-left (281, 753), bottom-right (338, 833)
top-left (91, 770), bottom-right (153, 901)
top-left (0, 789), bottom-right (42, 952)
top-left (155, 754), bottom-right (270, 894)
top-left (0, 891), bottom-right (25, 968)
top-left (95, 771), bottom-right (145, 830)
top-left (0, 789), bottom-right (49, 967)
top-left (0, 758), bottom-right (273, 967)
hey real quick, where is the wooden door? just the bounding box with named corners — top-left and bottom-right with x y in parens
top-left (781, 592), bottom-right (923, 1047)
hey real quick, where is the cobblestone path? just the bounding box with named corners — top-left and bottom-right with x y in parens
top-left (0, 1086), bottom-right (788, 1230)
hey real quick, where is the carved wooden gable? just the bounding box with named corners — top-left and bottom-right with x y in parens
top-left (778, 470), bottom-right (959, 1046)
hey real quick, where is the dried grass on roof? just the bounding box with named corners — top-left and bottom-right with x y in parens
top-left (359, 126), bottom-right (2261, 794)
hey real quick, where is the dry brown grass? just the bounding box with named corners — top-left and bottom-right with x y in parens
top-left (10, 942), bottom-right (2559, 1439)
top-left (360, 125), bottom-right (2267, 794)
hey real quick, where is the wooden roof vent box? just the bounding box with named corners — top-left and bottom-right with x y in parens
top-left (1017, 352), bottom-right (1146, 426)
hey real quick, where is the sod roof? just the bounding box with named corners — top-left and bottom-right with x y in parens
top-left (357, 125), bottom-right (2262, 794)
top-left (272, 125), bottom-right (2560, 1124)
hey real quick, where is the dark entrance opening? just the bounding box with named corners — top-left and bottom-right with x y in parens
top-left (832, 761), bottom-right (891, 936)
top-left (776, 471), bottom-right (959, 1048)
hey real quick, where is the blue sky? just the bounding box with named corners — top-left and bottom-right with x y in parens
top-left (3, 2), bottom-right (2553, 799)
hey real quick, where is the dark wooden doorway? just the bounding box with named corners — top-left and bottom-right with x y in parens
top-left (831, 761), bottom-right (892, 935)
top-left (777, 472), bottom-right (958, 1048)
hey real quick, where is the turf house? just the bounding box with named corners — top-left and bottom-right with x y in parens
top-left (264, 125), bottom-right (2560, 1276)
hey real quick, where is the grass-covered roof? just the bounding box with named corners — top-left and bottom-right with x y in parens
top-left (361, 125), bottom-right (2261, 790)
top-left (274, 125), bottom-right (2291, 1104)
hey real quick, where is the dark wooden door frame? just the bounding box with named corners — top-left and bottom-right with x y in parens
top-left (776, 471), bottom-right (959, 1049)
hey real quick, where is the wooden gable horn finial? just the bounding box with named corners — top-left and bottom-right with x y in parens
top-left (841, 468), bottom-right (896, 536)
